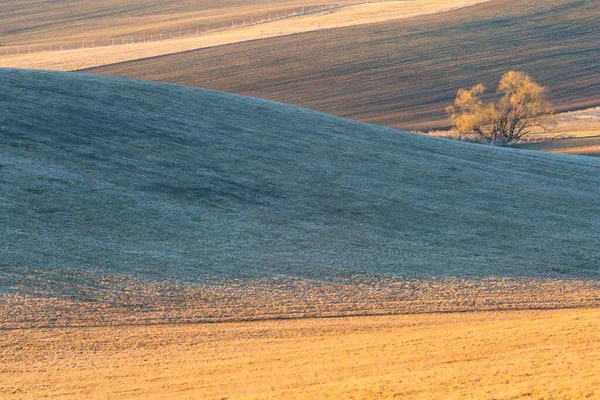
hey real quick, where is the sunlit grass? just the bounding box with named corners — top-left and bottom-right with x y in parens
top-left (2, 308), bottom-right (599, 399)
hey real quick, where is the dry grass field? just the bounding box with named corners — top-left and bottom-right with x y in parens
top-left (423, 107), bottom-right (600, 157)
top-left (0, 0), bottom-right (331, 46)
top-left (0, 0), bottom-right (487, 71)
top-left (2, 0), bottom-right (599, 396)
top-left (2, 69), bottom-right (599, 398)
top-left (86, 0), bottom-right (600, 131)
top-left (515, 136), bottom-right (600, 157)
top-left (510, 107), bottom-right (600, 157)
top-left (3, 273), bottom-right (600, 329)
top-left (2, 308), bottom-right (599, 399)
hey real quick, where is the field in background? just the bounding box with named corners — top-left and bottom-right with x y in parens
top-left (513, 136), bottom-right (600, 157)
top-left (0, 0), bottom-right (488, 71)
top-left (510, 107), bottom-right (600, 157)
top-left (0, 0), bottom-right (333, 46)
top-left (3, 308), bottom-right (599, 399)
top-left (86, 0), bottom-right (600, 131)
top-left (422, 107), bottom-right (600, 157)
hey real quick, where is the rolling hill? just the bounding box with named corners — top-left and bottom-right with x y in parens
top-left (86, 0), bottom-right (600, 131)
top-left (1, 69), bottom-right (599, 328)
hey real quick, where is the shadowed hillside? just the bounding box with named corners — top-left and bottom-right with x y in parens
top-left (86, 0), bottom-right (600, 130)
top-left (1, 69), bottom-right (599, 327)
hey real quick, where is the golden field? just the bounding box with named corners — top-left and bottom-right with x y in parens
top-left (0, 0), bottom-right (333, 46)
top-left (0, 0), bottom-right (488, 71)
top-left (1, 1), bottom-right (599, 396)
top-left (2, 308), bottom-right (599, 399)
top-left (510, 107), bottom-right (600, 157)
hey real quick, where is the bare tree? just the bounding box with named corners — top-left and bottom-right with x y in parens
top-left (447, 71), bottom-right (556, 142)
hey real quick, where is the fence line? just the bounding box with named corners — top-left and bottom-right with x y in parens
top-left (1, 0), bottom-right (383, 57)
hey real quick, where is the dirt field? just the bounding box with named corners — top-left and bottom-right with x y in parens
top-left (2, 308), bottom-right (599, 399)
top-left (86, 0), bottom-right (600, 131)
top-left (0, 0), bottom-right (487, 71)
top-left (0, 0), bottom-right (332, 46)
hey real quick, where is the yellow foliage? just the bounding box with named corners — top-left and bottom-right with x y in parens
top-left (448, 71), bottom-right (555, 141)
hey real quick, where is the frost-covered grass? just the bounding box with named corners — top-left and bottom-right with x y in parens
top-left (1, 69), bottom-right (599, 326)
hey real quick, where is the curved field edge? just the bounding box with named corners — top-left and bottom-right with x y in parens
top-left (0, 0), bottom-right (340, 46)
top-left (85, 0), bottom-right (600, 131)
top-left (0, 0), bottom-right (489, 71)
top-left (2, 308), bottom-right (599, 399)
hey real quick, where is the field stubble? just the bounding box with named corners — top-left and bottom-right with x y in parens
top-left (2, 269), bottom-right (600, 329)
top-left (0, 0), bottom-right (334, 46)
top-left (510, 107), bottom-right (600, 157)
top-left (1, 308), bottom-right (599, 399)
top-left (0, 0), bottom-right (488, 71)
top-left (86, 0), bottom-right (600, 131)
